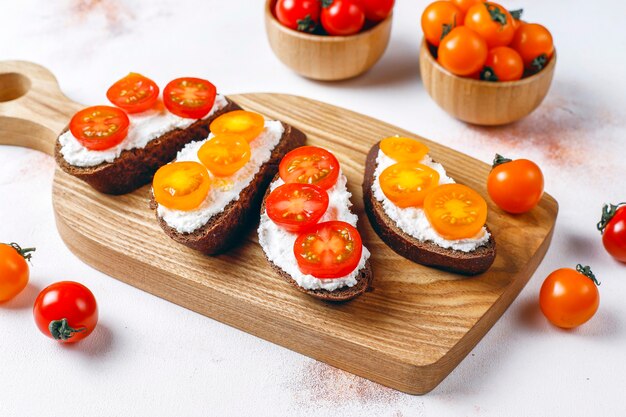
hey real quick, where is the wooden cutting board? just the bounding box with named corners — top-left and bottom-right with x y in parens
top-left (0, 61), bottom-right (558, 394)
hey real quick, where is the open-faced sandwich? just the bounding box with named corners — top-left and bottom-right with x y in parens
top-left (363, 136), bottom-right (496, 275)
top-left (56, 73), bottom-right (241, 194)
top-left (258, 146), bottom-right (372, 301)
top-left (150, 110), bottom-right (306, 254)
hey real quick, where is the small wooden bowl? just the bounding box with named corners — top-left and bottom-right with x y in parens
top-left (265, 0), bottom-right (392, 81)
top-left (419, 40), bottom-right (556, 126)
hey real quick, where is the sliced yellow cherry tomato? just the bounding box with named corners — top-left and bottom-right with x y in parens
top-left (424, 183), bottom-right (488, 240)
top-left (209, 110), bottom-right (265, 142)
top-left (197, 134), bottom-right (251, 177)
top-left (153, 161), bottom-right (210, 211)
top-left (379, 162), bottom-right (440, 208)
top-left (380, 137), bottom-right (429, 162)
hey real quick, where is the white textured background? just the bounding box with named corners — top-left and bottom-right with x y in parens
top-left (1, 0), bottom-right (625, 416)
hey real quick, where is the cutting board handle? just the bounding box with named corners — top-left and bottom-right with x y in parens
top-left (0, 61), bottom-right (82, 156)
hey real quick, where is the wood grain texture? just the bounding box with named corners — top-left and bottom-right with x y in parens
top-left (265, 0), bottom-right (392, 81)
top-left (419, 40), bottom-right (556, 126)
top-left (0, 61), bottom-right (558, 394)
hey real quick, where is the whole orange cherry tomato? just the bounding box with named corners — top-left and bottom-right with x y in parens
top-left (487, 154), bottom-right (543, 213)
top-left (481, 46), bottom-right (524, 81)
top-left (0, 243), bottom-right (34, 301)
top-left (450, 0), bottom-right (484, 22)
top-left (540, 265), bottom-right (600, 329)
top-left (421, 1), bottom-right (462, 47)
top-left (510, 22), bottom-right (554, 72)
top-left (438, 26), bottom-right (488, 76)
top-left (464, 2), bottom-right (515, 48)
top-left (597, 203), bottom-right (626, 262)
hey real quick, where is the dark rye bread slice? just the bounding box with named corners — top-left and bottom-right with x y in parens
top-left (54, 98), bottom-right (242, 195)
top-left (259, 173), bottom-right (374, 302)
top-left (363, 142), bottom-right (496, 275)
top-left (150, 122), bottom-right (306, 255)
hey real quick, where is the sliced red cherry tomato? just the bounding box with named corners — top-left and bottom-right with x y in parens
top-left (163, 77), bottom-right (217, 119)
top-left (33, 281), bottom-right (98, 343)
top-left (266, 183), bottom-right (329, 232)
top-left (279, 146), bottom-right (340, 190)
top-left (69, 105), bottom-right (130, 151)
top-left (106, 73), bottom-right (159, 113)
top-left (598, 203), bottom-right (626, 262)
top-left (294, 221), bottom-right (363, 278)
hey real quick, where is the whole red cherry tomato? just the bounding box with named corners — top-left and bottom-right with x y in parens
top-left (275, 0), bottom-right (321, 33)
top-left (355, 0), bottom-right (394, 21)
top-left (321, 0), bottom-right (365, 36)
top-left (33, 281), bottom-right (98, 343)
top-left (487, 154), bottom-right (544, 213)
top-left (597, 203), bottom-right (626, 262)
top-left (540, 265), bottom-right (600, 329)
top-left (0, 243), bottom-right (34, 302)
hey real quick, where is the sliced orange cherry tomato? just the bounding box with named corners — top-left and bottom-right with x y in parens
top-left (379, 162), bottom-right (440, 208)
top-left (421, 1), bottom-right (462, 47)
top-left (540, 265), bottom-right (600, 329)
top-left (437, 26), bottom-right (488, 76)
top-left (153, 161), bottom-right (210, 211)
top-left (294, 221), bottom-right (363, 279)
top-left (279, 146), bottom-right (340, 190)
top-left (380, 137), bottom-right (429, 162)
top-left (163, 77), bottom-right (216, 119)
top-left (69, 105), bottom-right (130, 151)
top-left (424, 183), bottom-right (488, 240)
top-left (464, 2), bottom-right (515, 48)
top-left (481, 46), bottom-right (524, 81)
top-left (210, 111), bottom-right (265, 142)
top-left (197, 134), bottom-right (251, 177)
top-left (266, 183), bottom-right (329, 233)
top-left (106, 73), bottom-right (159, 113)
top-left (510, 22), bottom-right (554, 71)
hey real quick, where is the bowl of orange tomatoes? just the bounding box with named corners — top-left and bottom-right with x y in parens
top-left (419, 0), bottom-right (556, 125)
top-left (265, 0), bottom-right (394, 81)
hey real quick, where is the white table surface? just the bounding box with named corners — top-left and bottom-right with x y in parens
top-left (1, 0), bottom-right (625, 415)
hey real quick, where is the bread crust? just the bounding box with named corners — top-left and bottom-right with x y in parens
top-left (55, 98), bottom-right (242, 195)
top-left (363, 142), bottom-right (496, 275)
top-left (151, 122), bottom-right (306, 255)
top-left (258, 173), bottom-right (374, 302)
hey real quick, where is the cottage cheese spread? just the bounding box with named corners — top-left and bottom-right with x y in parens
top-left (58, 94), bottom-right (229, 167)
top-left (258, 172), bottom-right (371, 292)
top-left (156, 120), bottom-right (284, 233)
top-left (372, 149), bottom-right (490, 252)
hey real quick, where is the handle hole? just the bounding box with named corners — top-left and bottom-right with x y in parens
top-left (0, 73), bottom-right (32, 102)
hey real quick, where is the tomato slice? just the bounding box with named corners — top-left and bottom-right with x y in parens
top-left (266, 183), bottom-right (329, 233)
top-left (210, 111), bottom-right (265, 142)
top-left (379, 162), bottom-right (440, 208)
top-left (163, 77), bottom-right (217, 119)
top-left (294, 221), bottom-right (363, 279)
top-left (69, 105), bottom-right (130, 151)
top-left (279, 146), bottom-right (340, 190)
top-left (153, 161), bottom-right (210, 211)
top-left (106, 73), bottom-right (159, 113)
top-left (197, 134), bottom-right (251, 177)
top-left (380, 136), bottom-right (429, 162)
top-left (424, 183), bottom-right (488, 240)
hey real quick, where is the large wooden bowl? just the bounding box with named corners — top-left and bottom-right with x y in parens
top-left (265, 0), bottom-right (392, 81)
top-left (419, 40), bottom-right (556, 126)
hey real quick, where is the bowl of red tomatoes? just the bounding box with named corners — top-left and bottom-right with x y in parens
top-left (265, 0), bottom-right (394, 81)
top-left (419, 0), bottom-right (556, 125)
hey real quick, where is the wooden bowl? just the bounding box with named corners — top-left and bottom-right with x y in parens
top-left (265, 0), bottom-right (392, 81)
top-left (419, 40), bottom-right (556, 126)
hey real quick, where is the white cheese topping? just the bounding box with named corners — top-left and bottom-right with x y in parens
top-left (372, 149), bottom-right (490, 252)
top-left (156, 120), bottom-right (284, 233)
top-left (58, 94), bottom-right (229, 167)
top-left (258, 173), bottom-right (371, 292)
